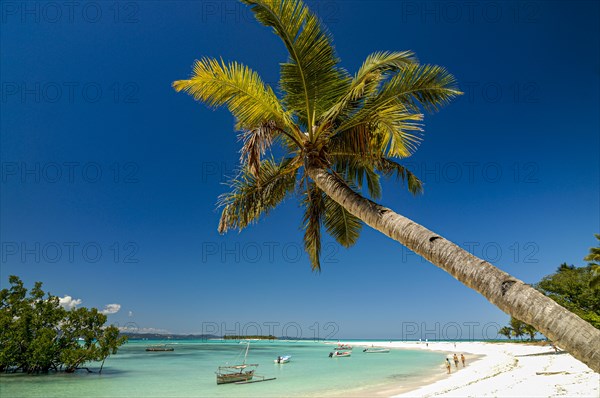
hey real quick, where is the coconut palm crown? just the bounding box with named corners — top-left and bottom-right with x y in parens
top-left (173, 0), bottom-right (460, 270)
top-left (174, 0), bottom-right (600, 373)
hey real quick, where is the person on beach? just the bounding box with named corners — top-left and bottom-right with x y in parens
top-left (453, 353), bottom-right (459, 368)
top-left (461, 354), bottom-right (466, 367)
top-left (445, 358), bottom-right (452, 374)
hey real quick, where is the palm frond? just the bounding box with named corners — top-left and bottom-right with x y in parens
top-left (173, 57), bottom-right (293, 132)
top-left (375, 158), bottom-right (423, 195)
top-left (319, 51), bottom-right (417, 129)
top-left (302, 182), bottom-right (324, 271)
top-left (239, 121), bottom-right (276, 178)
top-left (335, 99), bottom-right (424, 158)
top-left (583, 234), bottom-right (600, 263)
top-left (331, 153), bottom-right (422, 197)
top-left (332, 153), bottom-right (382, 199)
top-left (241, 0), bottom-right (349, 131)
top-left (323, 195), bottom-right (362, 247)
top-left (370, 102), bottom-right (424, 158)
top-left (376, 64), bottom-right (462, 113)
top-left (218, 158), bottom-right (298, 233)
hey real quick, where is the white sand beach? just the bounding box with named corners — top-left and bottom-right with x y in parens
top-left (335, 341), bottom-right (599, 397)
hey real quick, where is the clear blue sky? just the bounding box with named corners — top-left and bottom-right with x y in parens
top-left (1, 0), bottom-right (599, 340)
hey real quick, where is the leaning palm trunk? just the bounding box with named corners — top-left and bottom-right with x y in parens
top-left (308, 166), bottom-right (600, 373)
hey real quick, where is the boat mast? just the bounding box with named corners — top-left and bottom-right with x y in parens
top-left (243, 342), bottom-right (249, 365)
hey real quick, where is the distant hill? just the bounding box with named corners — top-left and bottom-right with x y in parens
top-left (120, 332), bottom-right (328, 341)
top-left (121, 333), bottom-right (220, 340)
top-left (223, 335), bottom-right (277, 340)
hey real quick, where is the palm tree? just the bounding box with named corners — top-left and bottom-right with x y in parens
top-left (510, 317), bottom-right (525, 341)
top-left (523, 323), bottom-right (538, 342)
top-left (498, 326), bottom-right (512, 340)
top-left (584, 234), bottom-right (600, 289)
top-left (173, 0), bottom-right (600, 372)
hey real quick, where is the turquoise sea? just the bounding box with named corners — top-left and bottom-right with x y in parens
top-left (1, 340), bottom-right (446, 397)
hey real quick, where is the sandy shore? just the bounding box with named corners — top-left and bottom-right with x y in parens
top-left (331, 341), bottom-right (599, 397)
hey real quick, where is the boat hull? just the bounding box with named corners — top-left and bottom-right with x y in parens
top-left (363, 349), bottom-right (390, 353)
top-left (331, 352), bottom-right (351, 357)
top-left (216, 370), bottom-right (255, 385)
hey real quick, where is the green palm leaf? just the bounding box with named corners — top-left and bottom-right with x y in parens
top-left (172, 57), bottom-right (293, 133)
top-left (376, 64), bottom-right (462, 113)
top-left (218, 158), bottom-right (298, 233)
top-left (319, 51), bottom-right (417, 130)
top-left (323, 195), bottom-right (362, 248)
top-left (335, 100), bottom-right (424, 158)
top-left (241, 0), bottom-right (348, 132)
top-left (302, 182), bottom-right (325, 271)
top-left (375, 158), bottom-right (424, 195)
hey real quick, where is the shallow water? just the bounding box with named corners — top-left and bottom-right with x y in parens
top-left (0, 340), bottom-right (445, 397)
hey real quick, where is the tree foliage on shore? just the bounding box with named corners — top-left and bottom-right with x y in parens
top-left (535, 263), bottom-right (600, 329)
top-left (500, 235), bottom-right (600, 339)
top-left (583, 234), bottom-right (600, 289)
top-left (0, 276), bottom-right (127, 373)
top-left (500, 317), bottom-right (538, 341)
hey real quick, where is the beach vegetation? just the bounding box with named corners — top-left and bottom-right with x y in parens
top-left (499, 319), bottom-right (538, 342)
top-left (509, 317), bottom-right (526, 340)
top-left (173, 0), bottom-right (600, 372)
top-left (583, 234), bottom-right (600, 289)
top-left (536, 263), bottom-right (600, 329)
top-left (498, 326), bottom-right (512, 340)
top-left (0, 276), bottom-right (126, 374)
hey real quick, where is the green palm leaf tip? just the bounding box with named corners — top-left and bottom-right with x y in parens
top-left (241, 0), bottom-right (349, 132)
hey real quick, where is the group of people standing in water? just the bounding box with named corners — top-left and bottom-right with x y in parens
top-left (445, 353), bottom-right (466, 374)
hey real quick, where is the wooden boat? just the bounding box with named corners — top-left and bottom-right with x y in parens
top-left (216, 365), bottom-right (257, 384)
top-left (145, 344), bottom-right (174, 352)
top-left (216, 342), bottom-right (258, 385)
top-left (273, 355), bottom-right (291, 364)
top-left (363, 347), bottom-right (390, 353)
top-left (329, 351), bottom-right (351, 357)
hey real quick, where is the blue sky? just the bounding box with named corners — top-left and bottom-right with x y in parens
top-left (1, 0), bottom-right (599, 340)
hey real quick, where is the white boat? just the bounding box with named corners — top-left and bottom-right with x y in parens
top-left (329, 351), bottom-right (351, 358)
top-left (274, 355), bottom-right (291, 364)
top-left (363, 347), bottom-right (390, 353)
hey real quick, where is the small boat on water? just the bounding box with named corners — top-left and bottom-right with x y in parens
top-left (145, 344), bottom-right (174, 352)
top-left (216, 342), bottom-right (257, 384)
top-left (363, 347), bottom-right (390, 353)
top-left (216, 364), bottom-right (257, 384)
top-left (274, 355), bottom-right (291, 364)
top-left (217, 342), bottom-right (276, 385)
top-left (329, 351), bottom-right (351, 358)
